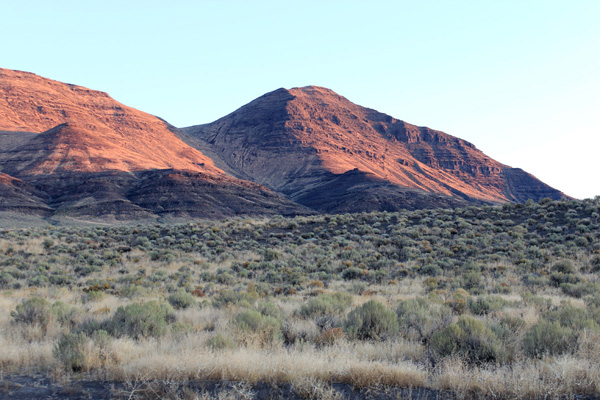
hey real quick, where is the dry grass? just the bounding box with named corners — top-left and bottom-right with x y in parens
top-left (1, 200), bottom-right (600, 398)
top-left (434, 356), bottom-right (600, 399)
top-left (2, 284), bottom-right (600, 399)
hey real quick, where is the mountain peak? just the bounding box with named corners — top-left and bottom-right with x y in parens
top-left (184, 86), bottom-right (567, 209)
top-left (0, 67), bottom-right (223, 175)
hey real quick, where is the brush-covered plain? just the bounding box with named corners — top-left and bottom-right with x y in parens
top-left (1, 198), bottom-right (600, 399)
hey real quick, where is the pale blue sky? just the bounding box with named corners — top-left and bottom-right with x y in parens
top-left (3, 1), bottom-right (599, 199)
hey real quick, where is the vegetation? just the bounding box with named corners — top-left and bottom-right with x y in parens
top-left (0, 197), bottom-right (599, 398)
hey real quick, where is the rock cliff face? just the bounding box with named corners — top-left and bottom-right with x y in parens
top-left (0, 69), bottom-right (311, 219)
top-left (182, 86), bottom-right (565, 212)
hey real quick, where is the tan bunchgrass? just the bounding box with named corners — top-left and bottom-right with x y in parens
top-left (434, 356), bottom-right (600, 400)
top-left (98, 333), bottom-right (426, 390)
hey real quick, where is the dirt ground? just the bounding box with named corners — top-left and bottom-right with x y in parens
top-left (0, 375), bottom-right (450, 399)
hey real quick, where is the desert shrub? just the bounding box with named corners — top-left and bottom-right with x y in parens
top-left (350, 281), bottom-right (368, 295)
top-left (447, 289), bottom-right (470, 314)
top-left (216, 271), bottom-right (235, 285)
top-left (74, 264), bottom-right (102, 276)
top-left (148, 269), bottom-right (168, 282)
top-left (314, 327), bottom-right (345, 346)
top-left (560, 282), bottom-right (600, 298)
top-left (206, 333), bottom-right (235, 350)
top-left (298, 292), bottom-right (353, 318)
top-left (468, 296), bottom-right (509, 315)
top-left (233, 309), bottom-right (282, 345)
top-left (263, 248), bottom-right (280, 261)
top-left (344, 300), bottom-right (399, 341)
top-left (521, 292), bottom-right (552, 312)
top-left (54, 330), bottom-right (112, 372)
top-left (82, 290), bottom-right (105, 303)
top-left (11, 297), bottom-right (51, 329)
top-left (430, 315), bottom-right (507, 364)
top-left (212, 290), bottom-right (258, 309)
top-left (523, 319), bottom-right (573, 358)
top-left (544, 302), bottom-right (600, 331)
top-left (257, 301), bottom-right (281, 319)
top-left (28, 274), bottom-right (49, 287)
top-left (552, 260), bottom-right (575, 274)
top-left (281, 319), bottom-right (319, 345)
top-left (589, 255), bottom-right (600, 272)
top-left (50, 301), bottom-right (79, 328)
top-left (54, 332), bottom-right (88, 372)
top-left (396, 297), bottom-right (452, 342)
top-left (167, 290), bottom-right (197, 309)
top-left (48, 271), bottom-right (74, 286)
top-left (119, 284), bottom-right (149, 299)
top-left (421, 264), bottom-right (443, 276)
top-left (108, 301), bottom-right (175, 339)
top-left (0, 271), bottom-right (15, 289)
top-left (341, 267), bottom-right (363, 280)
top-left (491, 315), bottom-right (526, 341)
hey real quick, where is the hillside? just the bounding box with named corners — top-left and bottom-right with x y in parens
top-left (183, 86), bottom-right (566, 212)
top-left (0, 69), bottom-right (310, 219)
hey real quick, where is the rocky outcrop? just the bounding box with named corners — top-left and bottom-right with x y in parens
top-left (182, 86), bottom-right (566, 211)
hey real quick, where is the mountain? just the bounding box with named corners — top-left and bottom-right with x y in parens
top-left (181, 86), bottom-right (566, 212)
top-left (0, 69), bottom-right (310, 220)
top-left (0, 69), bottom-right (567, 221)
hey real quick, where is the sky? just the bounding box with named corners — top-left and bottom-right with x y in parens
top-left (3, 0), bottom-right (599, 199)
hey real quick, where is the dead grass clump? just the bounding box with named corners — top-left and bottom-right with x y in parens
top-left (291, 377), bottom-right (342, 400)
top-left (337, 361), bottom-right (427, 388)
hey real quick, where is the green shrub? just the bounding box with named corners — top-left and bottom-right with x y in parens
top-left (0, 271), bottom-right (15, 289)
top-left (447, 289), bottom-right (470, 314)
top-left (11, 297), bottom-right (50, 329)
top-left (108, 301), bottom-right (175, 339)
top-left (257, 301), bottom-right (281, 319)
top-left (344, 300), bottom-right (399, 341)
top-left (54, 332), bottom-right (88, 372)
top-left (560, 282), bottom-right (600, 298)
top-left (82, 290), bottom-right (105, 303)
top-left (521, 292), bottom-right (552, 312)
top-left (589, 255), bottom-right (600, 272)
top-left (298, 292), bottom-right (353, 318)
top-left (212, 290), bottom-right (258, 309)
top-left (233, 309), bottom-right (282, 345)
top-left (216, 271), bottom-right (235, 285)
top-left (167, 290), bottom-right (197, 309)
top-left (341, 267), bottom-right (363, 280)
top-left (544, 302), bottom-right (599, 331)
top-left (50, 301), bottom-right (79, 328)
top-left (206, 333), bottom-right (235, 350)
top-left (468, 296), bottom-right (509, 315)
top-left (28, 274), bottom-right (50, 287)
top-left (523, 319), bottom-right (573, 358)
top-left (396, 297), bottom-right (452, 342)
top-left (430, 315), bottom-right (507, 363)
top-left (552, 260), bottom-right (575, 274)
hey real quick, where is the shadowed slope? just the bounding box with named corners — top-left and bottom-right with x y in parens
top-left (0, 172), bottom-right (51, 215)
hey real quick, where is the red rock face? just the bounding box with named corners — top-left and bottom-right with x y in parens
top-left (184, 86), bottom-right (566, 208)
top-left (0, 68), bottom-right (567, 220)
top-left (0, 68), bottom-right (220, 175)
top-left (0, 69), bottom-right (311, 219)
